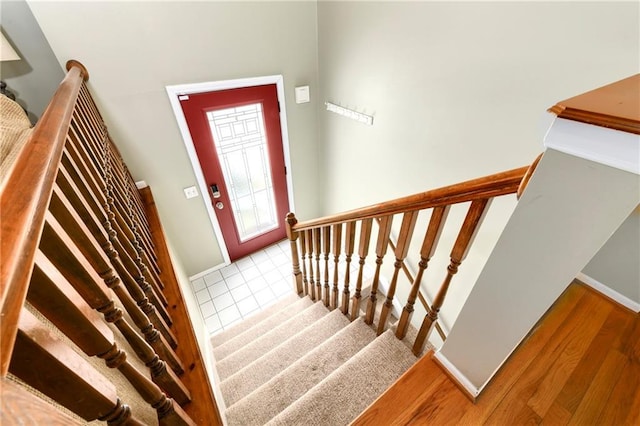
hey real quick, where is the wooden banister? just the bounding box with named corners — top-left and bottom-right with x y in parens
top-left (1, 63), bottom-right (86, 374)
top-left (2, 60), bottom-right (222, 424)
top-left (292, 166), bottom-right (528, 232)
top-left (286, 161), bottom-right (534, 352)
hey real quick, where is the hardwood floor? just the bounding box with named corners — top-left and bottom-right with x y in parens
top-left (352, 281), bottom-right (640, 425)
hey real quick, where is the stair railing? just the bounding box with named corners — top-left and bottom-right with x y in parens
top-left (286, 164), bottom-right (533, 355)
top-left (376, 217), bottom-right (447, 342)
top-left (1, 61), bottom-right (220, 424)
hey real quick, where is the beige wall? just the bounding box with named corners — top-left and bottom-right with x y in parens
top-left (28, 1), bottom-right (320, 276)
top-left (584, 208), bottom-right (640, 304)
top-left (316, 1), bottom-right (639, 331)
top-left (25, 0), bottom-right (638, 312)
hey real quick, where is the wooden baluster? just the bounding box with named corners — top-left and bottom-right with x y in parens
top-left (285, 213), bottom-right (303, 295)
top-left (396, 206), bottom-right (449, 340)
top-left (331, 223), bottom-right (342, 310)
top-left (37, 215), bottom-right (191, 405)
top-left (305, 229), bottom-right (316, 301)
top-left (298, 230), bottom-right (309, 296)
top-left (109, 149), bottom-right (157, 272)
top-left (377, 211), bottom-right (419, 335)
top-left (77, 122), bottom-right (164, 304)
top-left (365, 215), bottom-right (393, 325)
top-left (27, 281), bottom-right (193, 426)
top-left (322, 226), bottom-right (331, 307)
top-left (110, 150), bottom-right (155, 255)
top-left (58, 143), bottom-right (177, 348)
top-left (314, 228), bottom-right (322, 302)
top-left (341, 221), bottom-right (356, 315)
top-left (29, 251), bottom-right (191, 408)
top-left (413, 199), bottom-right (491, 355)
top-left (104, 152), bottom-right (171, 320)
top-left (105, 144), bottom-right (168, 306)
top-left (112, 165), bottom-right (159, 278)
top-left (10, 309), bottom-right (144, 426)
top-left (66, 124), bottom-right (172, 324)
top-left (105, 171), bottom-right (172, 324)
top-left (351, 218), bottom-right (373, 321)
top-left (49, 183), bottom-right (183, 374)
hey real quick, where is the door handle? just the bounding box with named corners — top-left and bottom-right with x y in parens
top-left (210, 184), bottom-right (221, 199)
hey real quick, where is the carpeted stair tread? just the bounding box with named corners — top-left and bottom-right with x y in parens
top-left (265, 330), bottom-right (417, 426)
top-left (213, 296), bottom-right (313, 361)
top-left (225, 318), bottom-right (376, 426)
top-left (220, 309), bottom-right (350, 406)
top-left (217, 302), bottom-right (329, 380)
top-left (210, 293), bottom-right (298, 349)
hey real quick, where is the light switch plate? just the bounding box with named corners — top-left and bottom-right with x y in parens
top-left (295, 86), bottom-right (310, 104)
top-left (183, 186), bottom-right (199, 199)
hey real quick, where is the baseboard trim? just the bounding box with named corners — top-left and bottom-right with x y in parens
top-left (432, 350), bottom-right (480, 402)
top-left (189, 262), bottom-right (229, 281)
top-left (577, 272), bottom-right (640, 313)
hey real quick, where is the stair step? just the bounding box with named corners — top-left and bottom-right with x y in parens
top-left (225, 317), bottom-right (376, 426)
top-left (220, 308), bottom-right (350, 406)
top-left (210, 293), bottom-right (298, 349)
top-left (217, 302), bottom-right (329, 380)
top-left (265, 330), bottom-right (417, 426)
top-left (213, 296), bottom-right (313, 361)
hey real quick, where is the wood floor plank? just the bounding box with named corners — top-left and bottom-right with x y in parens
top-left (526, 300), bottom-right (613, 417)
top-left (397, 377), bottom-right (468, 426)
top-left (597, 361), bottom-right (640, 426)
top-left (457, 283), bottom-right (586, 424)
top-left (483, 286), bottom-right (600, 425)
top-left (541, 402), bottom-right (572, 426)
top-left (621, 371), bottom-right (640, 426)
top-left (567, 350), bottom-right (627, 425)
top-left (553, 307), bottom-right (631, 416)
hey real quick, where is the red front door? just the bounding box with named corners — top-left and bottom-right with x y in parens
top-left (180, 85), bottom-right (290, 261)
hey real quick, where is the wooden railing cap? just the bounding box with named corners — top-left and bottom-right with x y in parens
top-left (66, 60), bottom-right (89, 82)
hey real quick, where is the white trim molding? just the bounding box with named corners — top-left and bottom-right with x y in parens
top-left (433, 350), bottom-right (482, 398)
top-left (166, 76), bottom-right (296, 266)
top-left (577, 272), bottom-right (640, 313)
top-left (544, 117), bottom-right (640, 175)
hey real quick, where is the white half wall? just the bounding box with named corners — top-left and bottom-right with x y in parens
top-left (439, 148), bottom-right (640, 393)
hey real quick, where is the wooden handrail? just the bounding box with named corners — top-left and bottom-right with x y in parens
top-left (292, 166), bottom-right (528, 232)
top-left (0, 63), bottom-right (87, 375)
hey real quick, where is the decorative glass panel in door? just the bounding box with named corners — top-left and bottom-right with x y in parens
top-left (207, 103), bottom-right (278, 242)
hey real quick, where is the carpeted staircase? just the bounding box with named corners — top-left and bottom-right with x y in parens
top-left (210, 293), bottom-right (419, 425)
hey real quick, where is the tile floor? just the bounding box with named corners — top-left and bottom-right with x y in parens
top-left (190, 240), bottom-right (294, 336)
top-left (190, 239), bottom-right (376, 337)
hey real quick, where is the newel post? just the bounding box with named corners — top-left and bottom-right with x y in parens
top-left (285, 213), bottom-right (303, 295)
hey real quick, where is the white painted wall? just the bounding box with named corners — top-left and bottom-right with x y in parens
top-left (316, 1), bottom-right (639, 334)
top-left (28, 1), bottom-right (320, 276)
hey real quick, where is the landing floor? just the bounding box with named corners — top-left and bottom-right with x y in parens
top-left (353, 280), bottom-right (640, 425)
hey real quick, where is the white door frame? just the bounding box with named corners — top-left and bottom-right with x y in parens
top-left (166, 76), bottom-right (295, 267)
